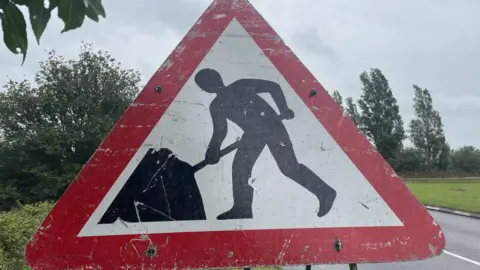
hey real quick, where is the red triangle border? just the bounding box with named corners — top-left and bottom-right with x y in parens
top-left (25, 0), bottom-right (445, 268)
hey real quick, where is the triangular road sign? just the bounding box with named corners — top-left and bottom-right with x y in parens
top-left (25, 0), bottom-right (445, 269)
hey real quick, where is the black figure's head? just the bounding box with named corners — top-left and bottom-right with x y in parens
top-left (195, 68), bottom-right (224, 93)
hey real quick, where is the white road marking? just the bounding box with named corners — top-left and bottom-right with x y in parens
top-left (444, 250), bottom-right (480, 266)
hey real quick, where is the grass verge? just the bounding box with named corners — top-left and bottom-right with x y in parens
top-left (407, 181), bottom-right (480, 214)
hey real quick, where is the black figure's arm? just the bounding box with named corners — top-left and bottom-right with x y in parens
top-left (252, 79), bottom-right (290, 114)
top-left (205, 100), bottom-right (227, 164)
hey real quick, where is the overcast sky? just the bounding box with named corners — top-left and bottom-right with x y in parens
top-left (1, 0), bottom-right (479, 149)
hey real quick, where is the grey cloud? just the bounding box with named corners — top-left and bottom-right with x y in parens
top-left (292, 26), bottom-right (335, 58)
top-left (108, 0), bottom-right (208, 34)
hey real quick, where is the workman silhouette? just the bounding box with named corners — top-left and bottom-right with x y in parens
top-left (195, 68), bottom-right (337, 220)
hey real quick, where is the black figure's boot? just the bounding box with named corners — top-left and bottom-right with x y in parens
top-left (291, 164), bottom-right (337, 217)
top-left (217, 185), bottom-right (254, 220)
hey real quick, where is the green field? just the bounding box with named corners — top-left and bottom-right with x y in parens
top-left (407, 181), bottom-right (480, 213)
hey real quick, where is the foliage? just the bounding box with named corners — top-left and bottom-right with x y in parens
top-left (331, 90), bottom-right (344, 110)
top-left (451, 146), bottom-right (480, 173)
top-left (393, 147), bottom-right (428, 172)
top-left (357, 68), bottom-right (406, 164)
top-left (0, 42), bottom-right (141, 210)
top-left (409, 85), bottom-right (449, 170)
top-left (344, 97), bottom-right (360, 126)
top-left (0, 201), bottom-right (53, 269)
top-left (437, 143), bottom-right (452, 171)
top-left (0, 0), bottom-right (106, 64)
top-left (318, 73), bottom-right (478, 174)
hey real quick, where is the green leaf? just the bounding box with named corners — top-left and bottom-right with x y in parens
top-left (1, 2), bottom-right (28, 64)
top-left (83, 0), bottom-right (105, 18)
top-left (57, 0), bottom-right (86, 33)
top-left (48, 0), bottom-right (60, 11)
top-left (11, 0), bottom-right (29, 5)
top-left (85, 5), bottom-right (98, 22)
top-left (0, 0), bottom-right (9, 9)
top-left (27, 0), bottom-right (51, 44)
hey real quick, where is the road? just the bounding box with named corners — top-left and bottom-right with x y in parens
top-left (285, 211), bottom-right (480, 270)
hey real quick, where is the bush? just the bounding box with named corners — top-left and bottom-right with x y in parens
top-left (0, 201), bottom-right (54, 269)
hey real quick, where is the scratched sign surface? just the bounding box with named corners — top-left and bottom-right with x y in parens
top-left (25, 0), bottom-right (445, 269)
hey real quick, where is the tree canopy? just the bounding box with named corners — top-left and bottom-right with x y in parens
top-left (331, 90), bottom-right (344, 111)
top-left (331, 69), bottom-right (478, 175)
top-left (409, 85), bottom-right (448, 170)
top-left (345, 97), bottom-right (360, 126)
top-left (451, 146), bottom-right (480, 173)
top-left (0, 43), bottom-right (140, 210)
top-left (357, 68), bottom-right (406, 164)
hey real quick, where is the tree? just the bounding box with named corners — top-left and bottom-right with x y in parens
top-left (409, 85), bottom-right (449, 170)
top-left (451, 146), bottom-right (480, 173)
top-left (345, 97), bottom-right (360, 126)
top-left (331, 90), bottom-right (344, 110)
top-left (357, 68), bottom-right (405, 164)
top-left (437, 143), bottom-right (452, 171)
top-left (0, 0), bottom-right (106, 63)
top-left (394, 147), bottom-right (428, 172)
top-left (0, 43), bottom-right (141, 210)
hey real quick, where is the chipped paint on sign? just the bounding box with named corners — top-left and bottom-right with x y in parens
top-left (214, 13), bottom-right (227, 19)
top-left (25, 0), bottom-right (445, 269)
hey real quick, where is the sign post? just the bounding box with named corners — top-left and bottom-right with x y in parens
top-left (25, 0), bottom-right (445, 269)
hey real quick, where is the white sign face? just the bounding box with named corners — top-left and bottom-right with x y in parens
top-left (79, 18), bottom-right (403, 237)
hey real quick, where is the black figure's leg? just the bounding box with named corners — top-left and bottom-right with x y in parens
top-left (267, 132), bottom-right (337, 217)
top-left (217, 139), bottom-right (265, 220)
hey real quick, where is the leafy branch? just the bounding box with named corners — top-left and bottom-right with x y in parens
top-left (0, 0), bottom-right (106, 64)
